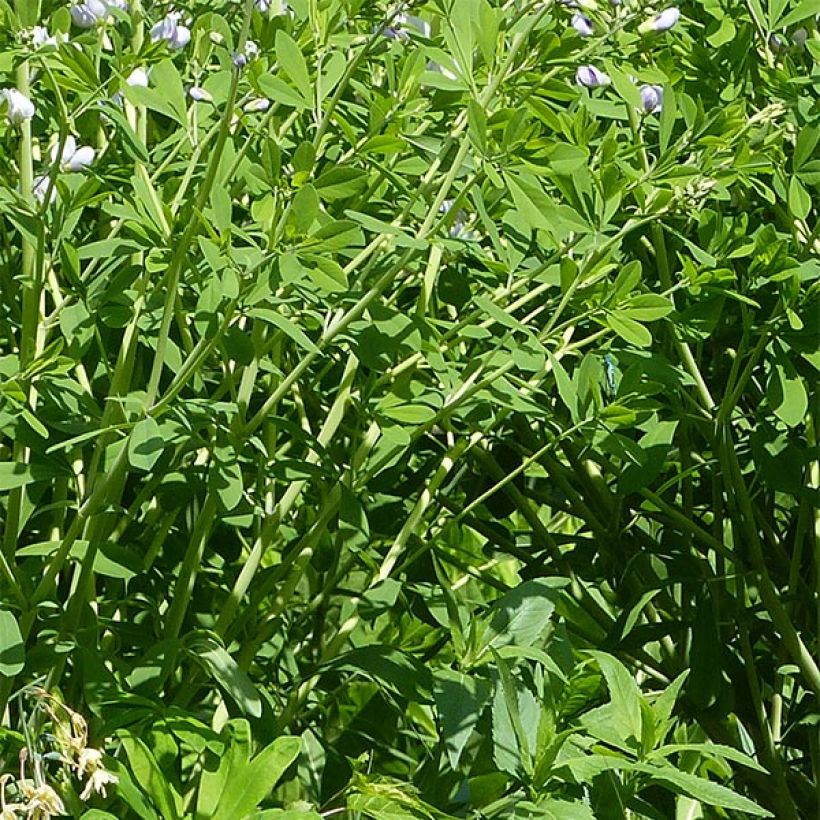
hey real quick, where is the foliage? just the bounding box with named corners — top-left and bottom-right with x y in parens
top-left (0, 0), bottom-right (817, 817)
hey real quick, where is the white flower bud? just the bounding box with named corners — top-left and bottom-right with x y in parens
top-left (126, 67), bottom-right (149, 87)
top-left (3, 89), bottom-right (36, 124)
top-left (243, 97), bottom-right (271, 112)
top-left (638, 7), bottom-right (680, 34)
top-left (188, 86), bottom-right (212, 102)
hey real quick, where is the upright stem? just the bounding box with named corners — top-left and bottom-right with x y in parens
top-left (3, 49), bottom-right (42, 564)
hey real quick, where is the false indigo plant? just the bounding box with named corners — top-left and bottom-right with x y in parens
top-left (0, 0), bottom-right (817, 818)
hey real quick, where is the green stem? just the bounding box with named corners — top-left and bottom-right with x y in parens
top-left (3, 55), bottom-right (39, 565)
top-left (144, 0), bottom-right (256, 408)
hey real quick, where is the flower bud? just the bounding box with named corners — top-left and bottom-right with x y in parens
top-left (571, 13), bottom-right (594, 36)
top-left (575, 64), bottom-right (610, 88)
top-left (244, 98), bottom-right (271, 113)
top-left (126, 67), bottom-right (149, 87)
top-left (768, 32), bottom-right (787, 50)
top-left (639, 84), bottom-right (663, 113)
top-left (188, 86), bottom-right (212, 102)
top-left (3, 89), bottom-right (36, 124)
top-left (638, 7), bottom-right (680, 34)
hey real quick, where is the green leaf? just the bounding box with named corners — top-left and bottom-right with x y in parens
top-left (299, 253), bottom-right (348, 293)
top-left (649, 742), bottom-right (768, 774)
top-left (606, 311), bottom-right (652, 347)
top-left (0, 611), bottom-right (25, 676)
top-left (257, 74), bottom-right (310, 109)
top-left (788, 176), bottom-right (811, 221)
top-left (196, 720), bottom-right (251, 820)
top-left (149, 59), bottom-right (188, 125)
top-left (120, 735), bottom-right (182, 820)
top-left (214, 735), bottom-right (302, 818)
top-left (378, 403), bottom-right (437, 424)
top-left (128, 417), bottom-right (164, 472)
top-left (0, 461), bottom-right (63, 491)
top-left (767, 346), bottom-right (808, 428)
top-left (778, 0), bottom-right (820, 27)
top-left (491, 662), bottom-right (540, 776)
top-left (482, 579), bottom-right (566, 654)
top-left (209, 453), bottom-right (244, 512)
top-left (313, 167), bottom-right (368, 201)
top-left (249, 308), bottom-right (321, 354)
top-left (320, 646), bottom-right (432, 701)
top-left (549, 143), bottom-right (589, 175)
top-left (434, 670), bottom-right (492, 769)
top-left (587, 651), bottom-right (644, 745)
top-left (275, 30), bottom-right (313, 102)
top-left (620, 294), bottom-right (674, 322)
top-left (191, 641), bottom-right (263, 718)
top-left (605, 63), bottom-right (642, 109)
top-left (287, 184), bottom-right (319, 234)
top-left (635, 763), bottom-right (772, 816)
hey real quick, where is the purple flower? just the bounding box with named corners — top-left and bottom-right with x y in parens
top-left (575, 65), bottom-right (611, 88)
top-left (571, 13), bottom-right (594, 36)
top-left (639, 7), bottom-right (680, 34)
top-left (639, 84), bottom-right (663, 113)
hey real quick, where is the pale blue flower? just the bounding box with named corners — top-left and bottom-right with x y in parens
top-left (576, 65), bottom-right (610, 88)
top-left (639, 7), bottom-right (680, 34)
top-left (151, 13), bottom-right (191, 49)
top-left (639, 84), bottom-right (663, 113)
top-left (571, 13), bottom-right (594, 36)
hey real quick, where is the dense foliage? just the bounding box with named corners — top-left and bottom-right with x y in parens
top-left (0, 0), bottom-right (817, 817)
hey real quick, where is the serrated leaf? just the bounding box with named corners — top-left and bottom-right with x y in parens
top-left (587, 651), bottom-right (644, 745)
top-left (434, 670), bottom-right (491, 769)
top-left (635, 763), bottom-right (772, 816)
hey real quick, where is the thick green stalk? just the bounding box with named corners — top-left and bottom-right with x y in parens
top-left (3, 55), bottom-right (40, 564)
